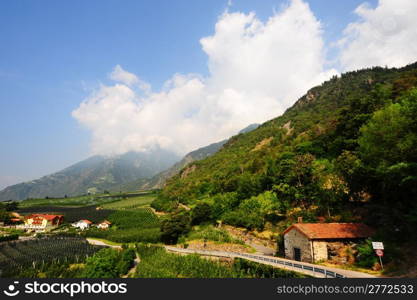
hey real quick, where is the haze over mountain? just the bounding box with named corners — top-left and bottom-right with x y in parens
top-left (0, 149), bottom-right (180, 201)
top-left (114, 123), bottom-right (260, 192)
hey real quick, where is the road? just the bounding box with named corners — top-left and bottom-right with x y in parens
top-left (165, 246), bottom-right (377, 278)
top-left (86, 238), bottom-right (122, 249)
top-left (86, 238), bottom-right (376, 278)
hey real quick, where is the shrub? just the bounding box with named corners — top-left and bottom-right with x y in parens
top-left (356, 240), bottom-right (378, 268)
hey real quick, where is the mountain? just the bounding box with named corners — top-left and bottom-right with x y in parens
top-left (116, 123), bottom-right (260, 191)
top-left (0, 149), bottom-right (180, 201)
top-left (154, 63), bottom-right (417, 241)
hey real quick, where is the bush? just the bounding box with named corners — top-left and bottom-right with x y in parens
top-left (355, 240), bottom-right (378, 268)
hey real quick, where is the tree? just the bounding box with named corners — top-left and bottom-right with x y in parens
top-left (191, 203), bottom-right (212, 225)
top-left (82, 248), bottom-right (121, 278)
top-left (358, 89), bottom-right (417, 237)
top-left (160, 210), bottom-right (191, 244)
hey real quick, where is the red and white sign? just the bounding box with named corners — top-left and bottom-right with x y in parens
top-left (375, 249), bottom-right (384, 257)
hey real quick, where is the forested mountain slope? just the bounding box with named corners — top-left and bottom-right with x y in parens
top-left (154, 63), bottom-right (417, 242)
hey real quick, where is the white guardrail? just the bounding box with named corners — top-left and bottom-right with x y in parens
top-left (165, 247), bottom-right (346, 278)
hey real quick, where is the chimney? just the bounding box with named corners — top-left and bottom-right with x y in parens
top-left (297, 217), bottom-right (303, 223)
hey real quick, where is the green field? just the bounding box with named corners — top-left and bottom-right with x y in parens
top-left (86, 208), bottom-right (161, 243)
top-left (17, 191), bottom-right (156, 209)
top-left (18, 194), bottom-right (121, 208)
top-left (100, 195), bottom-right (155, 210)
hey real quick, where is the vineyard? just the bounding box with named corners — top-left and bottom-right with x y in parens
top-left (86, 208), bottom-right (161, 243)
top-left (101, 195), bottom-right (155, 210)
top-left (107, 208), bottom-right (159, 228)
top-left (0, 237), bottom-right (104, 277)
top-left (18, 206), bottom-right (114, 223)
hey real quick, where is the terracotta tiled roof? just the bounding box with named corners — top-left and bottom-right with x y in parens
top-left (283, 223), bottom-right (374, 239)
top-left (80, 220), bottom-right (92, 224)
top-left (25, 214), bottom-right (63, 221)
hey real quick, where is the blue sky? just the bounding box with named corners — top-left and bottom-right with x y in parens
top-left (2, 0), bottom-right (417, 189)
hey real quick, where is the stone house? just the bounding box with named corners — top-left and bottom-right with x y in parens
top-left (283, 223), bottom-right (374, 263)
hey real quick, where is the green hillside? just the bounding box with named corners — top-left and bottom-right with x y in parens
top-left (154, 63), bottom-right (417, 243)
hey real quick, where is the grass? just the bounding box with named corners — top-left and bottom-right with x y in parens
top-left (101, 195), bottom-right (155, 210)
top-left (183, 225), bottom-right (244, 244)
top-left (317, 261), bottom-right (382, 276)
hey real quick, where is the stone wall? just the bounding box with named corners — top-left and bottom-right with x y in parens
top-left (284, 229), bottom-right (312, 262)
top-left (311, 240), bottom-right (328, 262)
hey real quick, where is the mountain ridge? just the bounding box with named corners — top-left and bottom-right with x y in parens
top-left (0, 149), bottom-right (180, 201)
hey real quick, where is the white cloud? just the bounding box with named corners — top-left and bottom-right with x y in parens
top-left (338, 0), bottom-right (417, 71)
top-left (72, 0), bottom-right (337, 156)
top-left (109, 64), bottom-right (151, 93)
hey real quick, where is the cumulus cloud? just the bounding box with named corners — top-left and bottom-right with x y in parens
top-left (338, 0), bottom-right (417, 71)
top-left (109, 64), bottom-right (151, 93)
top-left (72, 0), bottom-right (337, 156)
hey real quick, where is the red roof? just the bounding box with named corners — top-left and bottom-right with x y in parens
top-left (80, 220), bottom-right (92, 224)
top-left (283, 223), bottom-right (374, 240)
top-left (100, 220), bottom-right (111, 225)
top-left (25, 214), bottom-right (63, 221)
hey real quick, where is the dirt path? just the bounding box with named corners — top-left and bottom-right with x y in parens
top-left (123, 255), bottom-right (140, 278)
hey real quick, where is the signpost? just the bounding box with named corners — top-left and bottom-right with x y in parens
top-left (372, 242), bottom-right (384, 270)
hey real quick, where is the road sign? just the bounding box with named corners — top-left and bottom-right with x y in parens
top-left (372, 242), bottom-right (384, 250)
top-left (375, 249), bottom-right (384, 257)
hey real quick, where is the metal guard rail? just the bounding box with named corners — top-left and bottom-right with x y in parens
top-left (165, 247), bottom-right (346, 278)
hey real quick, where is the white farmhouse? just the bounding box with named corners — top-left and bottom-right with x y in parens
top-left (72, 219), bottom-right (93, 230)
top-left (97, 220), bottom-right (111, 229)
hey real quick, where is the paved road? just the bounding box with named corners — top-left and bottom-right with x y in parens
top-left (247, 242), bottom-right (275, 256)
top-left (165, 246), bottom-right (377, 278)
top-left (86, 238), bottom-right (122, 249)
